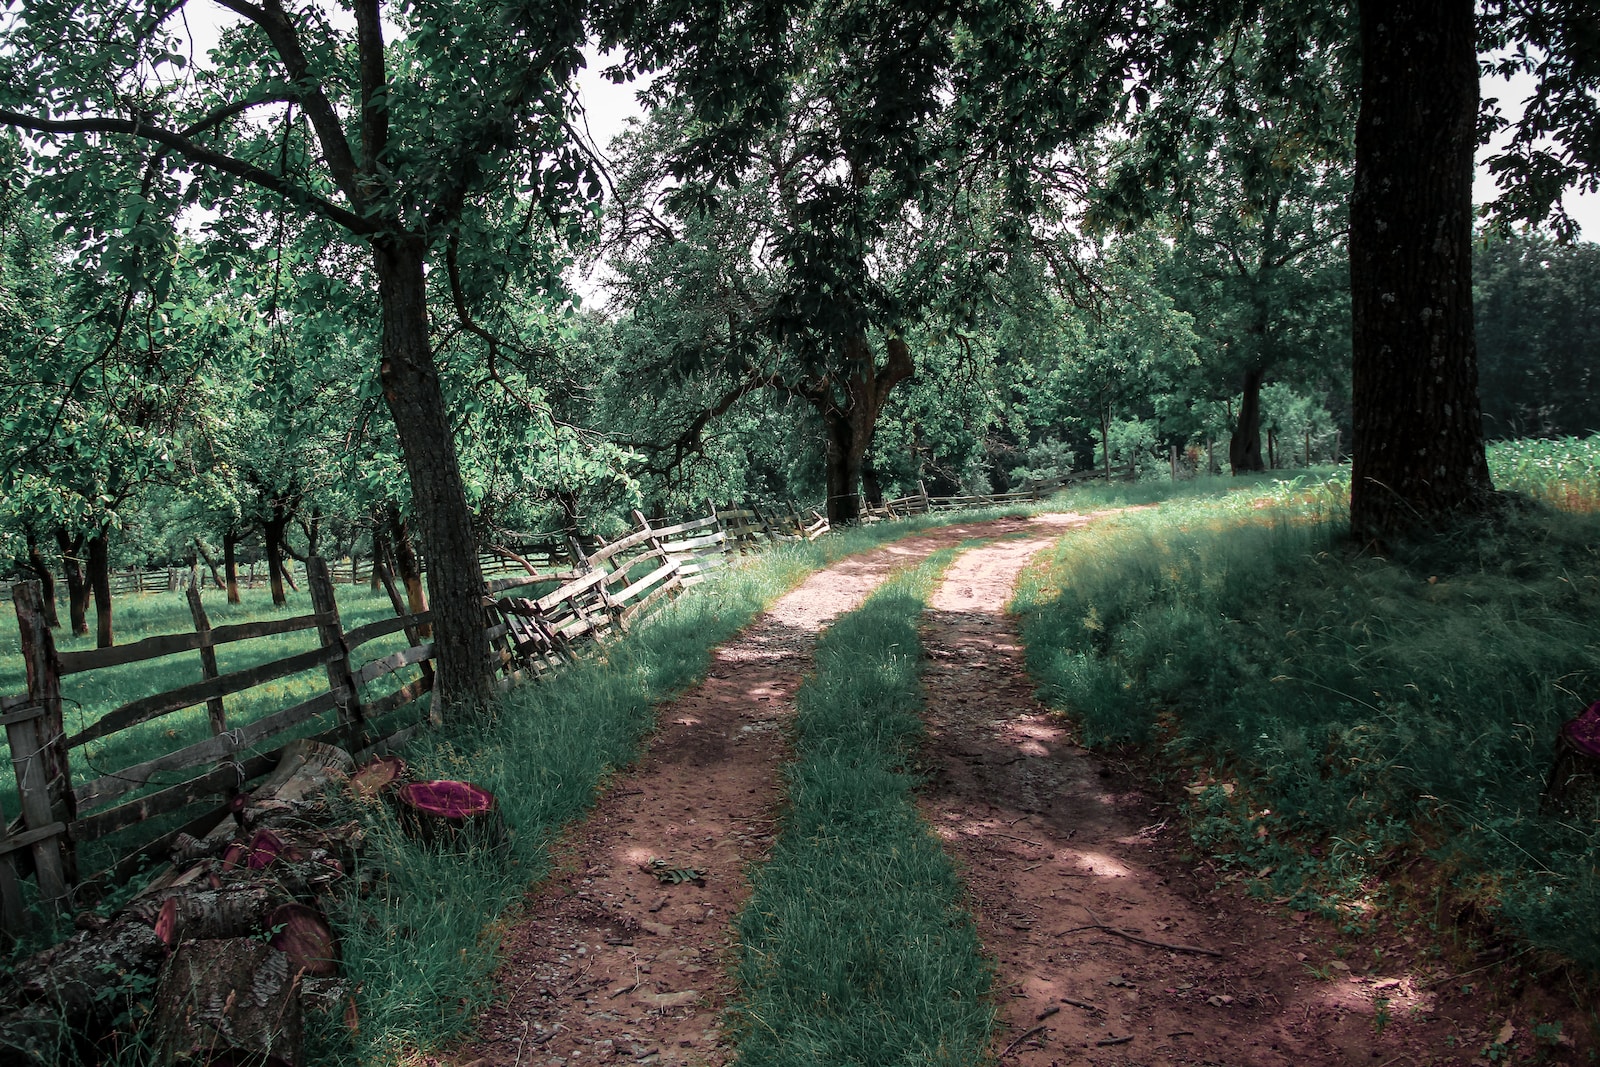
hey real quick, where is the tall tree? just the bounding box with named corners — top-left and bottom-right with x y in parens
top-left (1, 0), bottom-right (600, 709)
top-left (1346, 0), bottom-right (1489, 539)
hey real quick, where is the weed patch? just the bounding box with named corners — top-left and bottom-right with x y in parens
top-left (728, 550), bottom-right (994, 1065)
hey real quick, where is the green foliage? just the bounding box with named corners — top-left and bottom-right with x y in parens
top-left (1489, 435), bottom-right (1600, 511)
top-left (730, 550), bottom-right (993, 1064)
top-left (1475, 231), bottom-right (1600, 440)
top-left (1015, 469), bottom-right (1600, 969)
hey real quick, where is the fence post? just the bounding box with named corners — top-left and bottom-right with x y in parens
top-left (705, 498), bottom-right (728, 554)
top-left (9, 580), bottom-right (75, 911)
top-left (918, 480), bottom-right (931, 514)
top-left (185, 575), bottom-right (238, 793)
top-left (374, 559), bottom-right (435, 714)
top-left (0, 792), bottom-right (24, 938)
top-left (307, 557), bottom-right (364, 745)
top-left (1305, 429), bottom-right (1312, 468)
top-left (1170, 445), bottom-right (1178, 482)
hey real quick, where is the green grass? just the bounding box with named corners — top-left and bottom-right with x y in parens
top-left (728, 549), bottom-right (995, 1066)
top-left (1013, 466), bottom-right (1600, 971)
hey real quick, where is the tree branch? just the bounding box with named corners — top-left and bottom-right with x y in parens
top-left (212, 0), bottom-right (367, 208)
top-left (0, 109), bottom-right (376, 234)
top-left (352, 0), bottom-right (388, 179)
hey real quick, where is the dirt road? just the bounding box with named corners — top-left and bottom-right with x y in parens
top-left (450, 515), bottom-right (1573, 1067)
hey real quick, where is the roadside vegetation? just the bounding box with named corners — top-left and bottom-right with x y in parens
top-left (728, 549), bottom-right (994, 1065)
top-left (1015, 437), bottom-right (1600, 975)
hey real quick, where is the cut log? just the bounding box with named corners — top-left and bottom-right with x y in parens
top-left (128, 885), bottom-right (279, 946)
top-left (267, 903), bottom-right (340, 977)
top-left (150, 938), bottom-right (303, 1067)
top-left (391, 780), bottom-right (506, 848)
top-left (0, 918), bottom-right (167, 1061)
top-left (348, 754), bottom-right (407, 800)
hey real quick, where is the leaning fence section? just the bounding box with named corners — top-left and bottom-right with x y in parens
top-left (0, 498), bottom-right (838, 935)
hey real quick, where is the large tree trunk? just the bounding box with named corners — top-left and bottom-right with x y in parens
top-left (55, 528), bottom-right (90, 636)
top-left (819, 334), bottom-right (914, 525)
top-left (87, 527), bottom-right (113, 649)
top-left (223, 528), bottom-right (242, 605)
top-left (374, 237), bottom-right (489, 713)
top-left (1349, 0), bottom-right (1491, 541)
top-left (25, 532), bottom-right (60, 629)
top-left (263, 506), bottom-right (290, 608)
top-left (1229, 365), bottom-right (1267, 474)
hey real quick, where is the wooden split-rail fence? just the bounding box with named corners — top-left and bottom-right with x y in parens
top-left (0, 499), bottom-right (835, 935)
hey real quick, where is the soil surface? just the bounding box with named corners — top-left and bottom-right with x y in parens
top-left (447, 514), bottom-right (1586, 1067)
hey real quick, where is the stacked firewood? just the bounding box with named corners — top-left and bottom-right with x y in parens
top-left (0, 738), bottom-right (508, 1066)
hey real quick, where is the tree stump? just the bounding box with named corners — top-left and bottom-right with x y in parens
top-left (391, 780), bottom-right (506, 849)
top-left (1544, 702), bottom-right (1600, 821)
top-left (151, 938), bottom-right (302, 1067)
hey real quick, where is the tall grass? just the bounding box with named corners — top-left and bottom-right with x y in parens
top-left (1014, 485), bottom-right (1600, 971)
top-left (728, 549), bottom-right (994, 1066)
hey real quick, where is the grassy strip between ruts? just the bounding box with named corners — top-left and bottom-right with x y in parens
top-left (306, 520), bottom-right (1026, 1064)
top-left (728, 547), bottom-right (995, 1066)
top-left (1013, 482), bottom-right (1600, 979)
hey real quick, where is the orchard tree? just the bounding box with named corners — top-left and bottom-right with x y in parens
top-left (0, 0), bottom-right (609, 709)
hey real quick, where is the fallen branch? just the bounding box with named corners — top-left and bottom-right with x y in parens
top-left (1060, 995), bottom-right (1104, 1014)
top-left (1097, 1034), bottom-right (1134, 1047)
top-left (1064, 906), bottom-right (1224, 958)
top-left (999, 1023), bottom-right (1048, 1058)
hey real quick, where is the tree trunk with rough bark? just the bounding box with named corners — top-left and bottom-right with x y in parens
top-left (54, 528), bottom-right (89, 636)
top-left (88, 528), bottom-right (112, 649)
top-left (263, 507), bottom-right (290, 608)
top-left (223, 528), bottom-right (242, 605)
top-left (1349, 0), bottom-right (1492, 541)
top-left (818, 334), bottom-right (914, 525)
top-left (374, 238), bottom-right (488, 712)
top-left (1230, 365), bottom-right (1268, 474)
top-left (24, 533), bottom-right (59, 629)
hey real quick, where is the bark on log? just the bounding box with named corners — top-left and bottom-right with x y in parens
top-left (0, 919), bottom-right (167, 1061)
top-left (151, 937), bottom-right (303, 1067)
top-left (250, 740), bottom-right (354, 805)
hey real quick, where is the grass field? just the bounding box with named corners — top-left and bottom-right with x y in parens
top-left (1018, 436), bottom-right (1600, 974)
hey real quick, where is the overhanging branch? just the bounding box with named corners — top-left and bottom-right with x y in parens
top-left (0, 109), bottom-right (377, 234)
